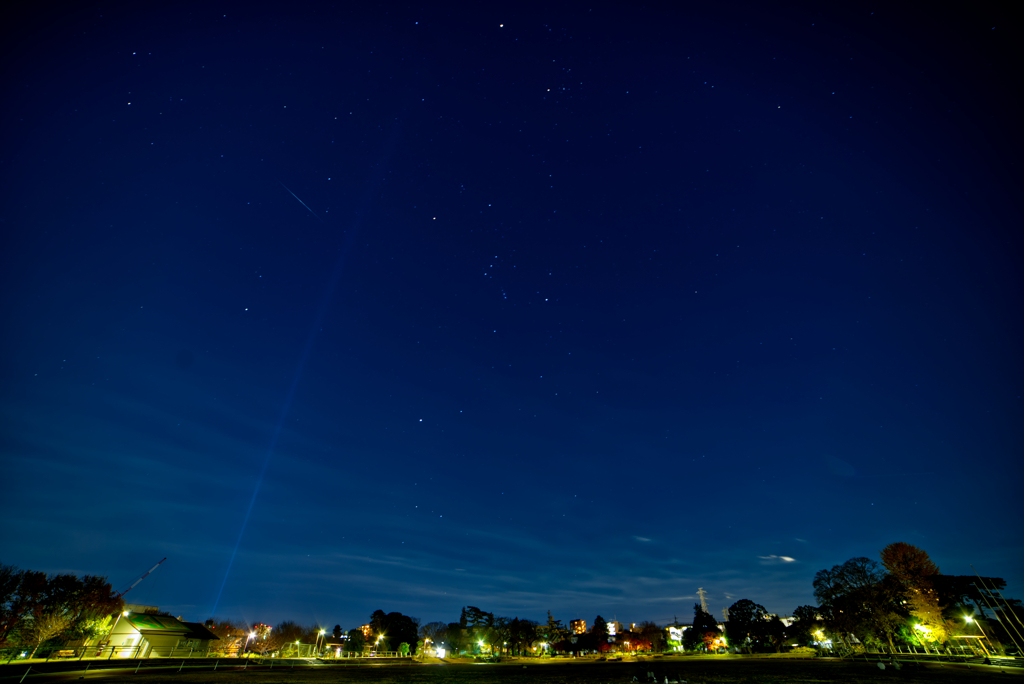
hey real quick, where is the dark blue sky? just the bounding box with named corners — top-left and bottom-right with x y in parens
top-left (2, 1), bottom-right (1020, 629)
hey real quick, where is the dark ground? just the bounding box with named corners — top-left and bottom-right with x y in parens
top-left (9, 659), bottom-right (1017, 684)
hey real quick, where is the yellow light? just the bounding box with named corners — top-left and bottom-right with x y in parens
top-left (964, 616), bottom-right (973, 622)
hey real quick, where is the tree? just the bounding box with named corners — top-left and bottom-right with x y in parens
top-left (880, 543), bottom-right (948, 649)
top-left (880, 543), bottom-right (939, 586)
top-left (250, 622), bottom-right (286, 656)
top-left (273, 621), bottom-right (306, 656)
top-left (789, 605), bottom-right (821, 645)
top-left (637, 621), bottom-right (665, 652)
top-left (539, 611), bottom-right (566, 645)
top-left (58, 574), bottom-right (122, 640)
top-left (813, 557), bottom-right (904, 651)
top-left (345, 628), bottom-right (365, 653)
top-left (616, 631), bottom-right (651, 653)
top-left (384, 612), bottom-right (420, 654)
top-left (369, 610), bottom-right (388, 639)
top-left (932, 575), bottom-right (1019, 620)
top-left (445, 622), bottom-right (466, 655)
top-left (765, 616), bottom-right (787, 653)
top-left (1, 566), bottom-right (47, 646)
top-left (204, 618), bottom-right (242, 654)
top-left (367, 610), bottom-right (419, 654)
top-left (684, 603), bottom-right (720, 651)
top-left (459, 606), bottom-right (494, 652)
top-left (508, 618), bottom-right (537, 655)
top-left (490, 616), bottom-right (512, 654)
top-left (419, 621), bottom-right (447, 646)
top-left (333, 624), bottom-right (342, 639)
top-left (591, 615), bottom-right (608, 641)
top-left (725, 599), bottom-right (769, 653)
top-left (0, 566), bottom-right (122, 649)
top-left (25, 609), bottom-right (72, 658)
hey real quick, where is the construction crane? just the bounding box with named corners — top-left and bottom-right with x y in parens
top-left (117, 558), bottom-right (166, 598)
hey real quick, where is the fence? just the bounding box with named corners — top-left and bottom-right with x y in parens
top-left (1, 644), bottom-right (413, 664)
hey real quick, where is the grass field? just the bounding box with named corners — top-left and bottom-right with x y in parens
top-left (68, 658), bottom-right (1017, 684)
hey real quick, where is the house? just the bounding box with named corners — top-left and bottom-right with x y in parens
top-left (107, 612), bottom-right (220, 657)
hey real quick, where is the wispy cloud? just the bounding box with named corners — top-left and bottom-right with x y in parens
top-left (758, 555), bottom-right (797, 564)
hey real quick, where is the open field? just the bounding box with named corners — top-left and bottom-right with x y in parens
top-left (6, 658), bottom-right (1018, 684)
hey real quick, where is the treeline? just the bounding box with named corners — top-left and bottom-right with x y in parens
top-left (803, 542), bottom-right (1021, 654)
top-left (679, 542), bottom-right (1022, 655)
top-left (414, 543), bottom-right (1022, 657)
top-left (0, 564), bottom-right (123, 656)
top-left (7, 542), bottom-right (1020, 659)
top-left (205, 609), bottom-right (424, 656)
top-left (418, 607), bottom-right (666, 656)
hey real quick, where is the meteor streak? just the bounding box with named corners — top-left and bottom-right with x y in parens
top-left (280, 181), bottom-right (324, 222)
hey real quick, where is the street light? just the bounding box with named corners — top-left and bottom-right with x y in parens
top-left (316, 629), bottom-right (325, 655)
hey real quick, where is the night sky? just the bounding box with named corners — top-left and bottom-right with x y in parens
top-left (1, 2), bottom-right (1020, 630)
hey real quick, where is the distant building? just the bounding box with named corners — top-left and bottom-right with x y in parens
top-left (569, 619), bottom-right (587, 634)
top-left (360, 624), bottom-right (373, 638)
top-left (607, 621), bottom-right (621, 636)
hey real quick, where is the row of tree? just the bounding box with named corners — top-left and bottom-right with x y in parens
top-left (409, 543), bottom-right (1021, 657)
top-left (803, 542), bottom-right (1021, 654)
top-left (8, 542), bottom-right (1020, 658)
top-left (1, 564), bottom-right (123, 656)
top-left (413, 607), bottom-right (667, 657)
top-left (675, 542), bottom-right (1022, 655)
